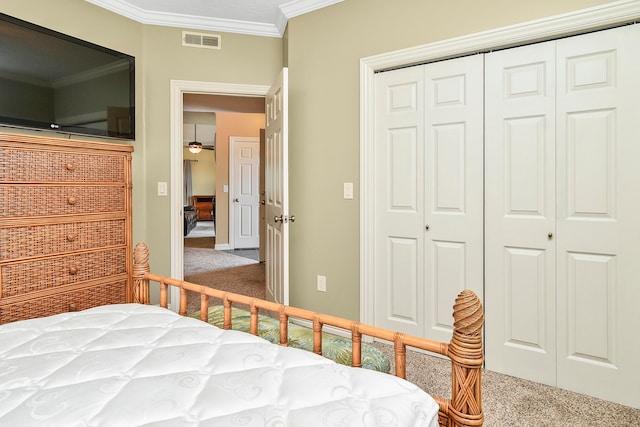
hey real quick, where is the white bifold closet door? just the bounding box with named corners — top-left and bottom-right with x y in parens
top-left (373, 55), bottom-right (484, 342)
top-left (555, 24), bottom-right (640, 409)
top-left (485, 24), bottom-right (640, 408)
top-left (484, 38), bottom-right (558, 386)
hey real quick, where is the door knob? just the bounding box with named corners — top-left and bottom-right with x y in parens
top-left (548, 232), bottom-right (553, 239)
top-left (289, 215), bottom-right (295, 223)
top-left (274, 215), bottom-right (283, 223)
top-left (233, 198), bottom-right (239, 202)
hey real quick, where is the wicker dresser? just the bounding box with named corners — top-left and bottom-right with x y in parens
top-left (0, 133), bottom-right (133, 324)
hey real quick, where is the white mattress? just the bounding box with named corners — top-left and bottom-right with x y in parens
top-left (0, 304), bottom-right (439, 426)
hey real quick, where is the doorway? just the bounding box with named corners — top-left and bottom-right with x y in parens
top-left (169, 80), bottom-right (270, 307)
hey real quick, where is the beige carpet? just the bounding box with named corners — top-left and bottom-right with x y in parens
top-left (372, 343), bottom-right (640, 426)
top-left (184, 237), bottom-right (264, 313)
top-left (185, 221), bottom-right (216, 238)
top-left (183, 238), bottom-right (640, 426)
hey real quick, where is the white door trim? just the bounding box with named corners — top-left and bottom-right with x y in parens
top-left (359, 0), bottom-right (640, 325)
top-left (170, 80), bottom-right (269, 310)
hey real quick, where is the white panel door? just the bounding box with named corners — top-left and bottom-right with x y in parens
top-left (423, 55), bottom-right (484, 342)
top-left (555, 24), bottom-right (640, 408)
top-left (230, 137), bottom-right (260, 249)
top-left (373, 65), bottom-right (425, 336)
top-left (373, 56), bottom-right (484, 340)
top-left (485, 40), bottom-right (558, 385)
top-left (265, 68), bottom-right (289, 305)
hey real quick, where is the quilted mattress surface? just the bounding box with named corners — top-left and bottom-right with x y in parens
top-left (0, 304), bottom-right (439, 426)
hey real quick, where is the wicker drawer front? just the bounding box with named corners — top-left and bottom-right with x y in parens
top-left (1, 248), bottom-right (127, 298)
top-left (0, 220), bottom-right (126, 261)
top-left (0, 148), bottom-right (126, 183)
top-left (0, 280), bottom-right (126, 324)
top-left (0, 185), bottom-right (126, 218)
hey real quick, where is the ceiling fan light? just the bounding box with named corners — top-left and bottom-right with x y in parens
top-left (188, 141), bottom-right (203, 154)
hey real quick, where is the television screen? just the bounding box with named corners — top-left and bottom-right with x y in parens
top-left (0, 13), bottom-right (135, 140)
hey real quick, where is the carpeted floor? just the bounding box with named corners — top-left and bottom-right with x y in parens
top-left (184, 236), bottom-right (264, 313)
top-left (182, 238), bottom-right (640, 426)
top-left (185, 221), bottom-right (216, 239)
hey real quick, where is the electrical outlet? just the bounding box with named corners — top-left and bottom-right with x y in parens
top-left (317, 275), bottom-right (327, 292)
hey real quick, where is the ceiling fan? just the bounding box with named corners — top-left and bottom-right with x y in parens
top-left (188, 124), bottom-right (215, 153)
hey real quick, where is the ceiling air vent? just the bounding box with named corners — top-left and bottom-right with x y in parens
top-left (182, 31), bottom-right (221, 50)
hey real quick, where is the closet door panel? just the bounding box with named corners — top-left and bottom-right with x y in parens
top-left (485, 40), bottom-right (557, 385)
top-left (373, 66), bottom-right (425, 336)
top-left (556, 24), bottom-right (640, 409)
top-left (424, 55), bottom-right (484, 342)
top-left (504, 247), bottom-right (548, 345)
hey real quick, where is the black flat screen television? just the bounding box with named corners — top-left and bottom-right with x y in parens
top-left (0, 13), bottom-right (135, 140)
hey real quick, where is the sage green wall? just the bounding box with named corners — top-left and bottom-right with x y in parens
top-left (285, 0), bottom-right (615, 320)
top-left (135, 23), bottom-right (281, 276)
top-left (1, 0), bottom-right (283, 278)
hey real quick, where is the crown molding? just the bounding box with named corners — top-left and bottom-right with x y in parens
top-left (279, 0), bottom-right (343, 19)
top-left (85, 0), bottom-right (344, 38)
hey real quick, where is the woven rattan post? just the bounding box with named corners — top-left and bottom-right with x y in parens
top-left (179, 288), bottom-right (188, 316)
top-left (249, 303), bottom-right (259, 335)
top-left (312, 315), bottom-right (323, 355)
top-left (351, 324), bottom-right (363, 369)
top-left (447, 290), bottom-right (484, 427)
top-left (223, 297), bottom-right (232, 330)
top-left (278, 306), bottom-right (288, 346)
top-left (200, 294), bottom-right (209, 322)
top-left (132, 242), bottom-right (150, 304)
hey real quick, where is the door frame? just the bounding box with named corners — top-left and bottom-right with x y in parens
top-left (359, 1), bottom-right (640, 325)
top-left (228, 135), bottom-right (260, 250)
top-left (170, 80), bottom-right (269, 310)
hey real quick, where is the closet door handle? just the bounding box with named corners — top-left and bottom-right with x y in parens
top-left (548, 232), bottom-right (553, 239)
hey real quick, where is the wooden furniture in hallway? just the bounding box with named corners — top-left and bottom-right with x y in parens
top-left (192, 194), bottom-right (215, 221)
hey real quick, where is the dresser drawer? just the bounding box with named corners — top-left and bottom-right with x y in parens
top-left (0, 147), bottom-right (126, 183)
top-left (0, 220), bottom-right (126, 261)
top-left (0, 280), bottom-right (126, 324)
top-left (0, 185), bottom-right (126, 218)
top-left (0, 248), bottom-right (127, 298)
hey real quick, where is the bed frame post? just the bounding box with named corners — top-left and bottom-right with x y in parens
top-left (447, 290), bottom-right (484, 427)
top-left (132, 242), bottom-right (151, 304)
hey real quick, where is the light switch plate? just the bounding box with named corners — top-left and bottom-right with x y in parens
top-left (157, 181), bottom-right (168, 196)
top-left (317, 275), bottom-right (327, 292)
top-left (343, 182), bottom-right (353, 199)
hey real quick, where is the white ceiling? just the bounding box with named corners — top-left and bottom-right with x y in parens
top-left (85, 0), bottom-right (343, 37)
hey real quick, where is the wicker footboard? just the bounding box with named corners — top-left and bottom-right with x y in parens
top-left (132, 242), bottom-right (484, 427)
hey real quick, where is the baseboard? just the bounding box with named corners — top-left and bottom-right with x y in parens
top-left (214, 243), bottom-right (231, 250)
